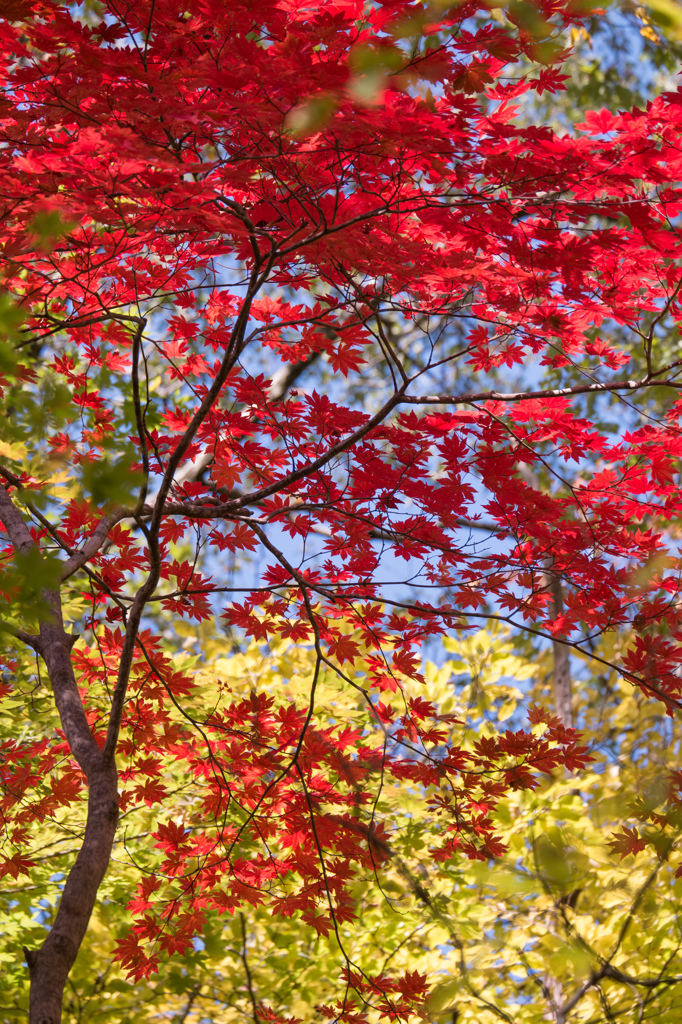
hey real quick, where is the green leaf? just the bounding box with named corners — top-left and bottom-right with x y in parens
top-left (80, 448), bottom-right (145, 509)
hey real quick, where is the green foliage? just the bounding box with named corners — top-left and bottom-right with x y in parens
top-left (28, 210), bottom-right (77, 255)
top-left (0, 547), bottom-right (63, 624)
top-left (79, 449), bottom-right (145, 509)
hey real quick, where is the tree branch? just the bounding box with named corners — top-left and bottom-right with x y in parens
top-left (0, 479), bottom-right (38, 557)
top-left (402, 377), bottom-right (681, 406)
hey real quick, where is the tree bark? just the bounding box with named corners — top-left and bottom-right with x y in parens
top-left (25, 763), bottom-right (118, 1024)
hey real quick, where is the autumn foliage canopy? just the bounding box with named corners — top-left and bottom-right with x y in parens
top-left (2, 0), bottom-right (682, 1021)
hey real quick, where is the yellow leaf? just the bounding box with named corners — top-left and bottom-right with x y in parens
top-left (0, 438), bottom-right (24, 461)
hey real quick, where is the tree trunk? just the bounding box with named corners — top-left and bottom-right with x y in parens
top-left (25, 764), bottom-right (118, 1024)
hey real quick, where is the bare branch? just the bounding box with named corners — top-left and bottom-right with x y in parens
top-left (402, 378), bottom-right (681, 406)
top-left (59, 508), bottom-right (131, 582)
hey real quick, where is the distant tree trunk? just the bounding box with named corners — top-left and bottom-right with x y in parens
top-left (549, 574), bottom-right (573, 728)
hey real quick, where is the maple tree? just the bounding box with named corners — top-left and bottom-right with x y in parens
top-left (2, 0), bottom-right (682, 1021)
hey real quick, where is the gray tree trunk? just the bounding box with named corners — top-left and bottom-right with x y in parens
top-left (549, 574), bottom-right (573, 728)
